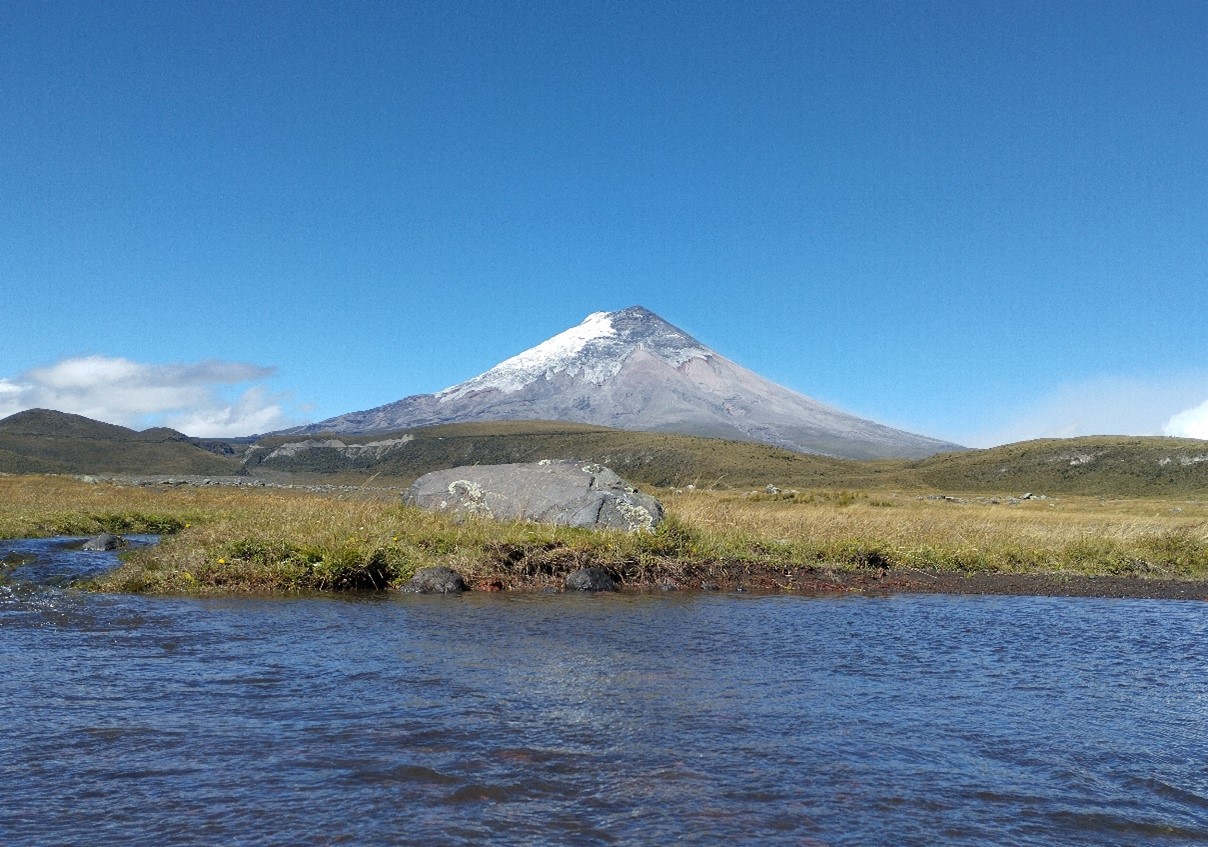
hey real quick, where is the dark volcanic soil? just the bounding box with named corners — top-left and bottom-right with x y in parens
top-left (630, 566), bottom-right (1208, 601)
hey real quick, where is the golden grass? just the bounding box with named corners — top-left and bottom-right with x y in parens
top-left (3, 474), bottom-right (1207, 594)
top-left (668, 490), bottom-right (1208, 575)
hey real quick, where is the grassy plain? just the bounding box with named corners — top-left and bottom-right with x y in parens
top-left (3, 474), bottom-right (1206, 595)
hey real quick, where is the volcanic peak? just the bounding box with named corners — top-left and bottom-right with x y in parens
top-left (282, 305), bottom-right (963, 459)
top-left (436, 306), bottom-right (710, 401)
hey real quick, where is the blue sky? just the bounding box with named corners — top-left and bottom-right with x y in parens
top-left (3, 1), bottom-right (1206, 444)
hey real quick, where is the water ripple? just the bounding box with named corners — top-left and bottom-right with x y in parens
top-left (2, 539), bottom-right (1207, 845)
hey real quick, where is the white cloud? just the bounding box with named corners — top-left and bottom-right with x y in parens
top-left (164, 386), bottom-right (291, 438)
top-left (958, 374), bottom-right (1208, 448)
top-left (1164, 400), bottom-right (1208, 440)
top-left (0, 355), bottom-right (299, 437)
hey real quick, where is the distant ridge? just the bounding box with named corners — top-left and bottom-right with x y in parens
top-left (0, 408), bottom-right (160, 440)
top-left (909, 435), bottom-right (1208, 496)
top-left (0, 408), bottom-right (239, 475)
top-left (3, 409), bottom-right (1207, 497)
top-left (288, 306), bottom-right (963, 460)
top-left (248, 423), bottom-right (1208, 495)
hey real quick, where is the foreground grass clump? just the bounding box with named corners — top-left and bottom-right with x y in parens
top-left (90, 507), bottom-right (727, 595)
top-left (4, 475), bottom-right (1208, 593)
top-left (93, 502), bottom-right (769, 594)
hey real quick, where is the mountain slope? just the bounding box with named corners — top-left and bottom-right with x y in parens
top-left (4, 408), bottom-right (1206, 497)
top-left (245, 420), bottom-right (889, 488)
top-left (0, 409), bottom-right (241, 475)
top-left (292, 306), bottom-right (962, 460)
top-left (909, 436), bottom-right (1208, 496)
top-left (248, 424), bottom-right (1208, 496)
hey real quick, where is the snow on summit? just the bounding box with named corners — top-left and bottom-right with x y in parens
top-left (437, 311), bottom-right (619, 399)
top-left (286, 305), bottom-right (962, 459)
top-left (436, 307), bottom-right (709, 400)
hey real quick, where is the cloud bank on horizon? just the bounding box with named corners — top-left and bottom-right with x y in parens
top-left (943, 373), bottom-right (1208, 447)
top-left (0, 356), bottom-right (300, 437)
top-left (1, 354), bottom-right (1205, 444)
top-left (1166, 400), bottom-right (1208, 440)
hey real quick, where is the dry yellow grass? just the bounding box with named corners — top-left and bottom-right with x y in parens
top-left (668, 489), bottom-right (1208, 575)
top-left (0, 473), bottom-right (368, 537)
top-left (4, 474), bottom-right (1207, 593)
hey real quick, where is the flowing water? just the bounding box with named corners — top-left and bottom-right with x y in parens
top-left (2, 537), bottom-right (1207, 846)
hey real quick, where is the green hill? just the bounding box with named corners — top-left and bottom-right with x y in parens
top-left (908, 436), bottom-right (1208, 496)
top-left (4, 409), bottom-right (1208, 498)
top-left (246, 423), bottom-right (1208, 496)
top-left (0, 409), bottom-right (241, 476)
top-left (243, 420), bottom-right (883, 489)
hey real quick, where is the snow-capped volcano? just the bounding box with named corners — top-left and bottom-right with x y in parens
top-left (290, 306), bottom-right (961, 459)
top-left (437, 308), bottom-right (711, 400)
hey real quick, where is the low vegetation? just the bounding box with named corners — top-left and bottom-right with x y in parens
top-left (7, 411), bottom-right (1208, 499)
top-left (244, 420), bottom-right (875, 489)
top-left (909, 436), bottom-right (1208, 497)
top-left (0, 409), bottom-right (239, 476)
top-left (3, 474), bottom-right (1207, 595)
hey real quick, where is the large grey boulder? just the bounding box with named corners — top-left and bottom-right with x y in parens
top-left (404, 460), bottom-right (664, 532)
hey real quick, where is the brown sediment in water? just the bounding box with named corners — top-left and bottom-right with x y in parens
top-left (469, 557), bottom-right (1208, 600)
top-left (613, 566), bottom-right (1208, 601)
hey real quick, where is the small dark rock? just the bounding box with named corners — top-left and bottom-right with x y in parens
top-left (82, 533), bottom-right (125, 551)
top-left (700, 581), bottom-right (719, 591)
top-left (565, 567), bottom-right (617, 592)
top-left (402, 566), bottom-right (468, 594)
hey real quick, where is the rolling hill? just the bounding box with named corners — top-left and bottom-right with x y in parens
top-left (4, 409), bottom-right (1208, 498)
top-left (908, 436), bottom-right (1208, 497)
top-left (244, 420), bottom-right (884, 489)
top-left (0, 409), bottom-right (242, 476)
top-left (244, 423), bottom-right (1208, 496)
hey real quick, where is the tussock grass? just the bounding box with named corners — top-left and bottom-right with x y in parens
top-left (671, 490), bottom-right (1208, 577)
top-left (3, 474), bottom-right (1207, 594)
top-left (0, 474), bottom-right (201, 537)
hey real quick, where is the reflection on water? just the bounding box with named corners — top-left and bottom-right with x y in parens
top-left (2, 537), bottom-right (1207, 846)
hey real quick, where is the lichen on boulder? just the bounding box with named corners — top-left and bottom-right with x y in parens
top-left (403, 460), bottom-right (664, 532)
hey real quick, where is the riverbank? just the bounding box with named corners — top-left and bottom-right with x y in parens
top-left (687, 564), bottom-right (1208, 601)
top-left (2, 474), bottom-right (1206, 598)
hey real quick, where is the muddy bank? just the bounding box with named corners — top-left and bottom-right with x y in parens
top-left (625, 565), bottom-right (1208, 601)
top-left (461, 556), bottom-right (1208, 600)
top-left (869, 569), bottom-right (1208, 600)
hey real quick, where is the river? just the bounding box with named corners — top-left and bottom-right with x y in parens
top-left (2, 537), bottom-right (1207, 846)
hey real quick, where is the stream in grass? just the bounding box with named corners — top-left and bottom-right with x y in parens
top-left (2, 536), bottom-right (1207, 846)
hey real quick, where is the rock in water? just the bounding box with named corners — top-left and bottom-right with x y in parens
top-left (565, 567), bottom-right (618, 592)
top-left (82, 533), bottom-right (125, 551)
top-left (402, 566), bottom-right (469, 594)
top-left (404, 460), bottom-right (664, 531)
